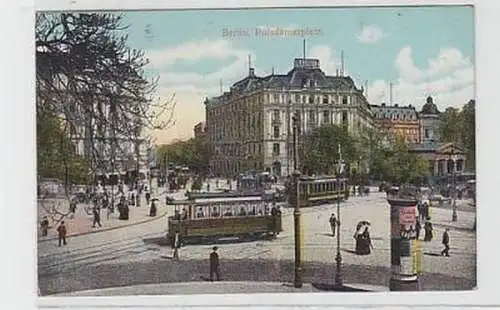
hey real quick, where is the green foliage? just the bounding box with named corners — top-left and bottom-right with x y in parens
top-left (300, 124), bottom-right (428, 185)
top-left (37, 111), bottom-right (90, 185)
top-left (439, 100), bottom-right (476, 170)
top-left (385, 135), bottom-right (430, 185)
top-left (299, 124), bottom-right (358, 175)
top-left (440, 107), bottom-right (462, 143)
top-left (157, 137), bottom-right (211, 173)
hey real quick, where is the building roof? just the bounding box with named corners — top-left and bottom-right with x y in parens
top-left (206, 58), bottom-right (361, 105)
top-left (410, 141), bottom-right (443, 152)
top-left (420, 96), bottom-right (441, 115)
top-left (370, 103), bottom-right (418, 121)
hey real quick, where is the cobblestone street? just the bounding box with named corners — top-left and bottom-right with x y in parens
top-left (37, 184), bottom-right (476, 295)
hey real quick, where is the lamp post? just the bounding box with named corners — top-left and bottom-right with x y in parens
top-left (291, 115), bottom-right (302, 288)
top-left (448, 149), bottom-right (458, 222)
top-left (334, 143), bottom-right (344, 288)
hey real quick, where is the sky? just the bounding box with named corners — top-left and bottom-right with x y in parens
top-left (117, 6), bottom-right (475, 144)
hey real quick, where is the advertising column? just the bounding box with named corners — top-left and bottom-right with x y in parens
top-left (388, 197), bottom-right (421, 291)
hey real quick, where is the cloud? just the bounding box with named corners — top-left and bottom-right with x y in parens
top-left (357, 25), bottom-right (385, 44)
top-left (308, 45), bottom-right (341, 76)
top-left (145, 39), bottom-right (257, 144)
top-left (367, 46), bottom-right (475, 111)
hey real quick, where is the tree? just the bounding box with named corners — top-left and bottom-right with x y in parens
top-left (354, 126), bottom-right (392, 181)
top-left (385, 135), bottom-right (430, 185)
top-left (460, 100), bottom-right (476, 170)
top-left (157, 137), bottom-right (211, 174)
top-left (36, 13), bottom-right (175, 224)
top-left (299, 125), bottom-right (358, 176)
top-left (439, 100), bottom-right (476, 171)
top-left (439, 107), bottom-right (462, 144)
top-left (36, 13), bottom-right (175, 181)
top-left (37, 111), bottom-right (90, 186)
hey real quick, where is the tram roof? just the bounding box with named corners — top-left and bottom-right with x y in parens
top-left (299, 175), bottom-right (348, 182)
top-left (188, 191), bottom-right (262, 199)
top-left (195, 196), bottom-right (262, 203)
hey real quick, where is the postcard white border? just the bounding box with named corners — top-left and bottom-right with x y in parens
top-left (1, 0), bottom-right (499, 309)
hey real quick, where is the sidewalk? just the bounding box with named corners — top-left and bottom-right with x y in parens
top-left (428, 204), bottom-right (475, 231)
top-left (51, 281), bottom-right (388, 296)
top-left (37, 188), bottom-right (185, 241)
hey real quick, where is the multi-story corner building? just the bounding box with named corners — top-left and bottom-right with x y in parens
top-left (205, 58), bottom-right (373, 177)
top-left (419, 96), bottom-right (442, 143)
top-left (370, 103), bottom-right (421, 143)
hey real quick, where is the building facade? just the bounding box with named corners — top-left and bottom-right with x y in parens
top-left (370, 103), bottom-right (421, 143)
top-left (205, 58), bottom-right (373, 177)
top-left (410, 142), bottom-right (466, 177)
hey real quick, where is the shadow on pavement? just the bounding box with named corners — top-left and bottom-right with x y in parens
top-left (312, 282), bottom-right (370, 292)
top-left (424, 252), bottom-right (442, 257)
top-left (341, 248), bottom-right (358, 255)
top-left (38, 258), bottom-right (476, 296)
top-left (143, 237), bottom-right (170, 246)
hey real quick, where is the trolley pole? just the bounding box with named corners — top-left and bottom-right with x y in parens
top-left (292, 115), bottom-right (302, 288)
top-left (334, 143), bottom-right (343, 288)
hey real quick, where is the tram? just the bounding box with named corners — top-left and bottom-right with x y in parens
top-left (166, 195), bottom-right (282, 247)
top-left (295, 175), bottom-right (349, 207)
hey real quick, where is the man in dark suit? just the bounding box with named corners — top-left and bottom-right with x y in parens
top-left (57, 221), bottom-right (67, 246)
top-left (209, 246), bottom-right (220, 281)
top-left (441, 228), bottom-right (450, 257)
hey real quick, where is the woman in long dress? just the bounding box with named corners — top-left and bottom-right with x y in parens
top-left (359, 227), bottom-right (373, 255)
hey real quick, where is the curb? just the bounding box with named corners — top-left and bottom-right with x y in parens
top-left (38, 207), bottom-right (170, 243)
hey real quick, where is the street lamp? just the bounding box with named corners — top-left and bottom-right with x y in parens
top-left (291, 114), bottom-right (303, 288)
top-left (334, 143), bottom-right (344, 288)
top-left (447, 149), bottom-right (458, 222)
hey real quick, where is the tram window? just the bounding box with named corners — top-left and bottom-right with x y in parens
top-left (249, 204), bottom-right (256, 215)
top-left (211, 206), bottom-right (220, 217)
top-left (196, 207), bottom-right (205, 218)
top-left (239, 206), bottom-right (247, 216)
top-left (223, 207), bottom-right (233, 217)
top-left (181, 207), bottom-right (188, 220)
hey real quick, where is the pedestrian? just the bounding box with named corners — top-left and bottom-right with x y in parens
top-left (40, 216), bottom-right (49, 236)
top-left (149, 200), bottom-right (157, 217)
top-left (57, 221), bottom-right (67, 246)
top-left (209, 246), bottom-right (220, 281)
top-left (172, 231), bottom-right (180, 260)
top-left (329, 213), bottom-right (337, 237)
top-left (92, 207), bottom-right (102, 228)
top-left (415, 218), bottom-right (422, 240)
top-left (424, 219), bottom-right (434, 242)
top-left (441, 228), bottom-right (450, 257)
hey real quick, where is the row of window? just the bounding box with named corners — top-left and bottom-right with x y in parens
top-left (269, 93), bottom-right (350, 105)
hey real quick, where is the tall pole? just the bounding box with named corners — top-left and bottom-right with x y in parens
top-left (334, 143), bottom-right (343, 287)
top-left (451, 150), bottom-right (458, 222)
top-left (292, 115), bottom-right (302, 288)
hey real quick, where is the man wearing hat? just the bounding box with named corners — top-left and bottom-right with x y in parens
top-left (57, 221), bottom-right (67, 246)
top-left (209, 246), bottom-right (220, 281)
top-left (40, 216), bottom-right (49, 236)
